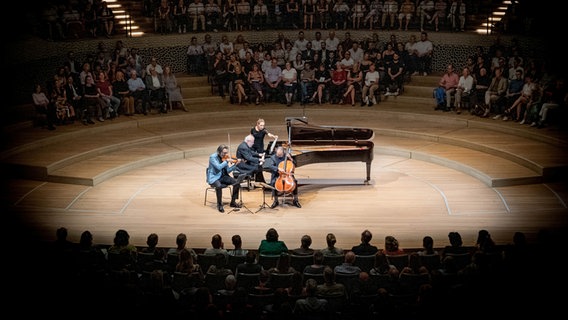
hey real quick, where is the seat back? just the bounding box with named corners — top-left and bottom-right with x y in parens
top-left (354, 254), bottom-right (376, 273)
top-left (236, 272), bottom-right (261, 293)
top-left (290, 254), bottom-right (314, 273)
top-left (334, 272), bottom-right (359, 298)
top-left (136, 251), bottom-right (157, 273)
top-left (227, 254), bottom-right (247, 274)
top-left (268, 272), bottom-right (294, 289)
top-left (166, 252), bottom-right (179, 273)
top-left (172, 271), bottom-right (202, 293)
top-left (418, 254), bottom-right (442, 272)
top-left (369, 272), bottom-right (395, 292)
top-left (258, 254), bottom-right (280, 270)
top-left (444, 252), bottom-right (472, 271)
top-left (396, 272), bottom-right (431, 295)
top-left (302, 272), bottom-right (325, 285)
top-left (322, 254), bottom-right (345, 270)
top-left (386, 254), bottom-right (409, 272)
top-left (107, 250), bottom-right (135, 271)
top-left (197, 253), bottom-right (219, 273)
top-left (205, 272), bottom-right (229, 292)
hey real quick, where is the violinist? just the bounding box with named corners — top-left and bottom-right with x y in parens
top-left (267, 146), bottom-right (301, 208)
top-left (207, 144), bottom-right (242, 213)
top-left (236, 134), bottom-right (265, 179)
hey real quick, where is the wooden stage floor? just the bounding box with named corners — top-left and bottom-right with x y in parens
top-left (3, 102), bottom-right (568, 251)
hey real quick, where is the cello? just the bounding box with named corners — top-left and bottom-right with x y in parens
top-left (275, 146), bottom-right (295, 193)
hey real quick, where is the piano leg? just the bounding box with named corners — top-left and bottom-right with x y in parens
top-left (365, 162), bottom-right (371, 184)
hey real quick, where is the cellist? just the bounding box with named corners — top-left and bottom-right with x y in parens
top-left (267, 146), bottom-right (302, 208)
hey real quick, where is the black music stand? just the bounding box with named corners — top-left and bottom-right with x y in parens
top-left (255, 182), bottom-right (276, 213)
top-left (228, 174), bottom-right (253, 214)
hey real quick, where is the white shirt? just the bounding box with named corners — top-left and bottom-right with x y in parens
top-left (281, 68), bottom-right (298, 85)
top-left (364, 70), bottom-right (380, 87)
top-left (414, 40), bottom-right (433, 57)
top-left (325, 37), bottom-right (339, 51)
top-left (458, 75), bottom-right (474, 93)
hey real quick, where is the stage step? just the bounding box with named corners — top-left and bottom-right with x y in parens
top-left (2, 109), bottom-right (565, 188)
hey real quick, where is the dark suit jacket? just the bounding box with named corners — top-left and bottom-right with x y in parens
top-left (236, 141), bottom-right (261, 175)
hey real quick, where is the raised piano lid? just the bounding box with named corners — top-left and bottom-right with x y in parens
top-left (285, 117), bottom-right (374, 142)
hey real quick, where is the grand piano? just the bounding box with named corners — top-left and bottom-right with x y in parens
top-left (279, 117), bottom-right (374, 184)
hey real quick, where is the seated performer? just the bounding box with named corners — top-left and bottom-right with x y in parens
top-left (236, 134), bottom-right (265, 179)
top-left (207, 144), bottom-right (243, 213)
top-left (267, 146), bottom-right (301, 208)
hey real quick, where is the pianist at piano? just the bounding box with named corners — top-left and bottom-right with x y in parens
top-left (266, 146), bottom-right (302, 209)
top-left (236, 134), bottom-right (266, 179)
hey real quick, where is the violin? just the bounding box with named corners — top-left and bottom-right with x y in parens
top-left (275, 152), bottom-right (295, 193)
top-left (222, 154), bottom-right (240, 164)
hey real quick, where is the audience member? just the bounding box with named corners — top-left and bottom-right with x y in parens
top-left (292, 234), bottom-right (315, 256)
top-left (259, 228), bottom-right (289, 255)
top-left (204, 233), bottom-right (230, 262)
top-left (228, 234), bottom-right (248, 256)
top-left (383, 235), bottom-right (405, 255)
top-left (293, 278), bottom-right (327, 316)
top-left (268, 252), bottom-right (296, 274)
top-left (303, 250), bottom-right (326, 274)
top-left (482, 67), bottom-right (508, 117)
top-left (168, 233), bottom-right (198, 261)
top-left (351, 229), bottom-right (379, 255)
top-left (493, 68), bottom-right (524, 120)
top-left (454, 66), bottom-right (475, 114)
top-left (316, 266), bottom-right (347, 299)
top-left (320, 233), bottom-right (343, 256)
top-left (127, 69), bottom-right (150, 115)
top-left (534, 78), bottom-right (567, 128)
top-left (443, 231), bottom-right (470, 255)
top-left (236, 251), bottom-right (263, 274)
top-left (334, 251), bottom-right (362, 275)
top-left (32, 83), bottom-right (56, 130)
top-left (434, 63), bottom-right (459, 111)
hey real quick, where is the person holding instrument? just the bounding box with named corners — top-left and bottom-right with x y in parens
top-left (207, 144), bottom-right (243, 213)
top-left (267, 146), bottom-right (301, 208)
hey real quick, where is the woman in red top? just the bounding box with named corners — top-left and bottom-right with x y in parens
top-left (96, 71), bottom-right (120, 118)
top-left (329, 62), bottom-right (347, 104)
